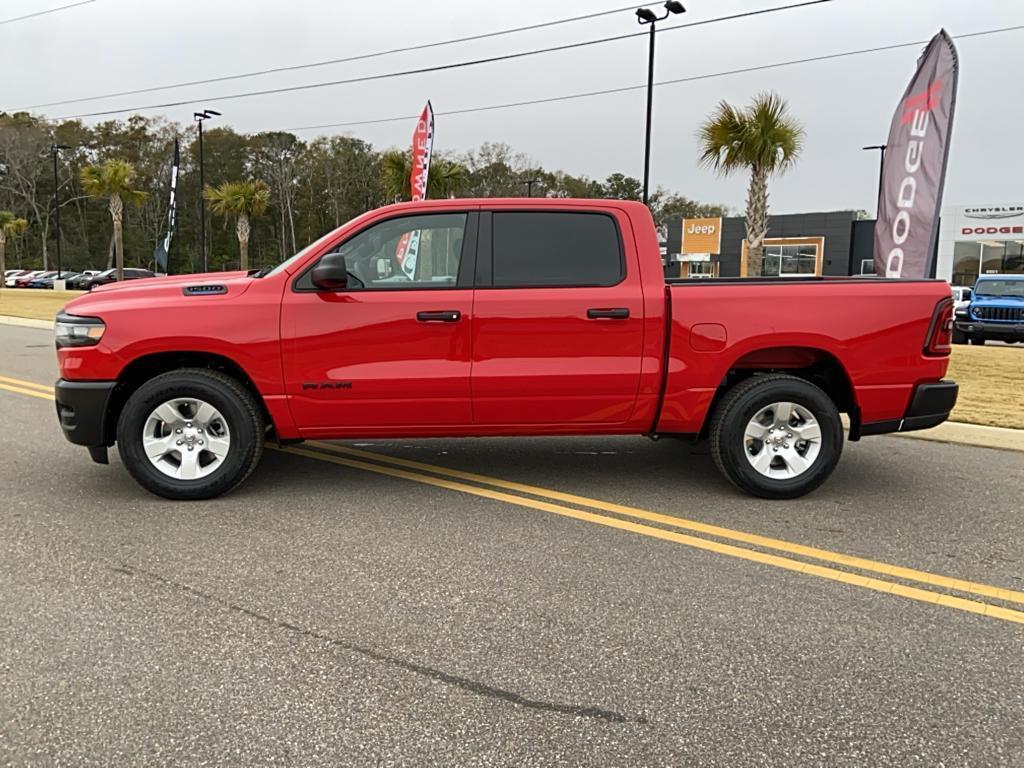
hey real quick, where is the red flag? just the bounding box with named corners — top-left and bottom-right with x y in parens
top-left (396, 101), bottom-right (435, 278)
top-left (409, 100), bottom-right (434, 202)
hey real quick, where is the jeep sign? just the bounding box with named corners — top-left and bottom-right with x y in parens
top-left (681, 217), bottom-right (722, 255)
top-left (873, 30), bottom-right (959, 279)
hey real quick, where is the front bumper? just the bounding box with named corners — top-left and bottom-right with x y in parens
top-left (955, 319), bottom-right (1024, 339)
top-left (54, 379), bottom-right (116, 450)
top-left (860, 380), bottom-right (959, 437)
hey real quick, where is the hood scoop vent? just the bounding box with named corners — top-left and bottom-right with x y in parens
top-left (183, 284), bottom-right (227, 296)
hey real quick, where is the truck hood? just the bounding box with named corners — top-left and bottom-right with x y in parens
top-left (91, 270), bottom-right (252, 294)
top-left (64, 271), bottom-right (256, 317)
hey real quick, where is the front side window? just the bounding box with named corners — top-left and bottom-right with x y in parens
top-left (491, 212), bottom-right (623, 287)
top-left (303, 213), bottom-right (468, 290)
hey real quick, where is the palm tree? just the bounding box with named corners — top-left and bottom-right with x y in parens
top-left (80, 160), bottom-right (148, 281)
top-left (0, 211), bottom-right (29, 278)
top-left (203, 180), bottom-right (270, 271)
top-left (381, 151), bottom-right (468, 201)
top-left (698, 92), bottom-right (803, 276)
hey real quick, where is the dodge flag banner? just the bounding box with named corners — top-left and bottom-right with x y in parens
top-left (395, 101), bottom-right (435, 279)
top-left (153, 138), bottom-right (179, 274)
top-left (873, 30), bottom-right (958, 279)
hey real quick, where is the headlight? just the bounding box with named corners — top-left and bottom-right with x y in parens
top-left (55, 314), bottom-right (105, 348)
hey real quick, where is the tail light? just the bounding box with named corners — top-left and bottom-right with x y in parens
top-left (924, 297), bottom-right (953, 356)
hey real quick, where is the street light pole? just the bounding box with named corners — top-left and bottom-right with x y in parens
top-left (863, 144), bottom-right (887, 218)
top-left (636, 2), bottom-right (685, 206)
top-left (51, 143), bottom-right (71, 279)
top-left (194, 109), bottom-right (220, 272)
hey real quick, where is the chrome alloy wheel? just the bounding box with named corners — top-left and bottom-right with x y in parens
top-left (743, 401), bottom-right (822, 479)
top-left (141, 398), bottom-right (231, 480)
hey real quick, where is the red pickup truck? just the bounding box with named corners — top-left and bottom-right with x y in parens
top-left (54, 199), bottom-right (957, 501)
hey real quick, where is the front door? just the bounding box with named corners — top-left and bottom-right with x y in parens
top-left (281, 211), bottom-right (476, 435)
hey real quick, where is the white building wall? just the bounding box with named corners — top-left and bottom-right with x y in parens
top-left (936, 204), bottom-right (1024, 281)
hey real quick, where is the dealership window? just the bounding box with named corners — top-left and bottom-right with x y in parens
top-left (950, 240), bottom-right (1024, 286)
top-left (741, 237), bottom-right (823, 277)
top-left (685, 259), bottom-right (718, 279)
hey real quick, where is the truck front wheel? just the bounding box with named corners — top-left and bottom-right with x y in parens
top-left (116, 368), bottom-right (265, 500)
top-left (709, 374), bottom-right (843, 499)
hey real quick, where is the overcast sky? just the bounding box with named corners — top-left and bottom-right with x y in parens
top-left (3, 0), bottom-right (1021, 214)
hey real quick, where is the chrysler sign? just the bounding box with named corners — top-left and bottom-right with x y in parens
top-left (963, 206), bottom-right (1024, 219)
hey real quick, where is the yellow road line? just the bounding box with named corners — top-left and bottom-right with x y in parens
top-left (310, 441), bottom-right (1024, 608)
top-left (0, 381), bottom-right (54, 400)
top-left (4, 371), bottom-right (1021, 621)
top-left (0, 374), bottom-right (53, 394)
top-left (280, 445), bottom-right (1024, 626)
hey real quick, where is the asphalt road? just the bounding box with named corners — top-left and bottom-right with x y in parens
top-left (1, 323), bottom-right (1022, 767)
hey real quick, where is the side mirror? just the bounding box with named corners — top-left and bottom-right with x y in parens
top-left (311, 253), bottom-right (349, 290)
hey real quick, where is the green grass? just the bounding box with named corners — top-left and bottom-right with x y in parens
top-left (947, 345), bottom-right (1024, 429)
top-left (0, 288), bottom-right (82, 322)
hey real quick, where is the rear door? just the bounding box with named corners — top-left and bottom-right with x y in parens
top-left (470, 207), bottom-right (646, 426)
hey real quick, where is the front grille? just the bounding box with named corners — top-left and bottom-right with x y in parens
top-left (973, 305), bottom-right (1024, 322)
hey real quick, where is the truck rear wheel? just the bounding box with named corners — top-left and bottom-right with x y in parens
top-left (116, 368), bottom-right (264, 500)
top-left (709, 374), bottom-right (843, 499)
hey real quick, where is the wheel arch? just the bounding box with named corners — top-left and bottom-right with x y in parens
top-left (106, 351), bottom-right (275, 445)
top-left (699, 345), bottom-right (859, 439)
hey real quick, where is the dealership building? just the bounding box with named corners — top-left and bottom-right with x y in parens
top-left (666, 203), bottom-right (1024, 285)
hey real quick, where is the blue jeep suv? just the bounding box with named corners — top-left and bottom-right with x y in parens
top-left (953, 274), bottom-right (1024, 345)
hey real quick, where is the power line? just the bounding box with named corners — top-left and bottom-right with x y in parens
top-left (43, 0), bottom-right (833, 120)
top-left (278, 24), bottom-right (1024, 135)
top-left (22, 2), bottom-right (639, 110)
top-left (0, 0), bottom-right (94, 25)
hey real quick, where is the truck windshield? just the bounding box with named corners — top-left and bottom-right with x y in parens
top-left (975, 280), bottom-right (1024, 298)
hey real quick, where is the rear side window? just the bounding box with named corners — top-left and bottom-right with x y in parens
top-left (491, 212), bottom-right (623, 287)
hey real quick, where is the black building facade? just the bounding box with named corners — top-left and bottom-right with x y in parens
top-left (666, 210), bottom-right (874, 278)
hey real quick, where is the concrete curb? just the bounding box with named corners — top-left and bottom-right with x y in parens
top-left (0, 315), bottom-right (53, 330)
top-left (890, 421), bottom-right (1024, 452)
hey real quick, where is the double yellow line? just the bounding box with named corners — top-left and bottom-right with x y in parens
top-left (3, 371), bottom-right (1022, 625)
top-left (0, 374), bottom-right (54, 400)
top-left (287, 441), bottom-right (1024, 626)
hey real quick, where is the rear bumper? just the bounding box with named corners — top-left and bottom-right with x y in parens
top-left (860, 380), bottom-right (959, 436)
top-left (54, 379), bottom-right (116, 448)
top-left (954, 320), bottom-right (1024, 339)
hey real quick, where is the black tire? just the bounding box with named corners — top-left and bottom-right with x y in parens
top-left (951, 327), bottom-right (967, 345)
top-left (709, 374), bottom-right (843, 500)
top-left (969, 335), bottom-right (986, 346)
top-left (116, 368), bottom-right (264, 500)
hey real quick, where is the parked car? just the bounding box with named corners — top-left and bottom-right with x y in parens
top-left (54, 198), bottom-right (957, 501)
top-left (953, 274), bottom-right (1024, 345)
top-left (15, 270), bottom-right (55, 288)
top-left (951, 285), bottom-right (972, 314)
top-left (30, 272), bottom-right (82, 289)
top-left (65, 270), bottom-right (102, 290)
top-left (4, 269), bottom-right (30, 286)
top-left (80, 268), bottom-right (156, 291)
top-left (6, 269), bottom-right (43, 287)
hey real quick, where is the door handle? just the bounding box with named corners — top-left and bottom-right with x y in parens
top-left (586, 308), bottom-right (630, 319)
top-left (416, 310), bottom-right (461, 323)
